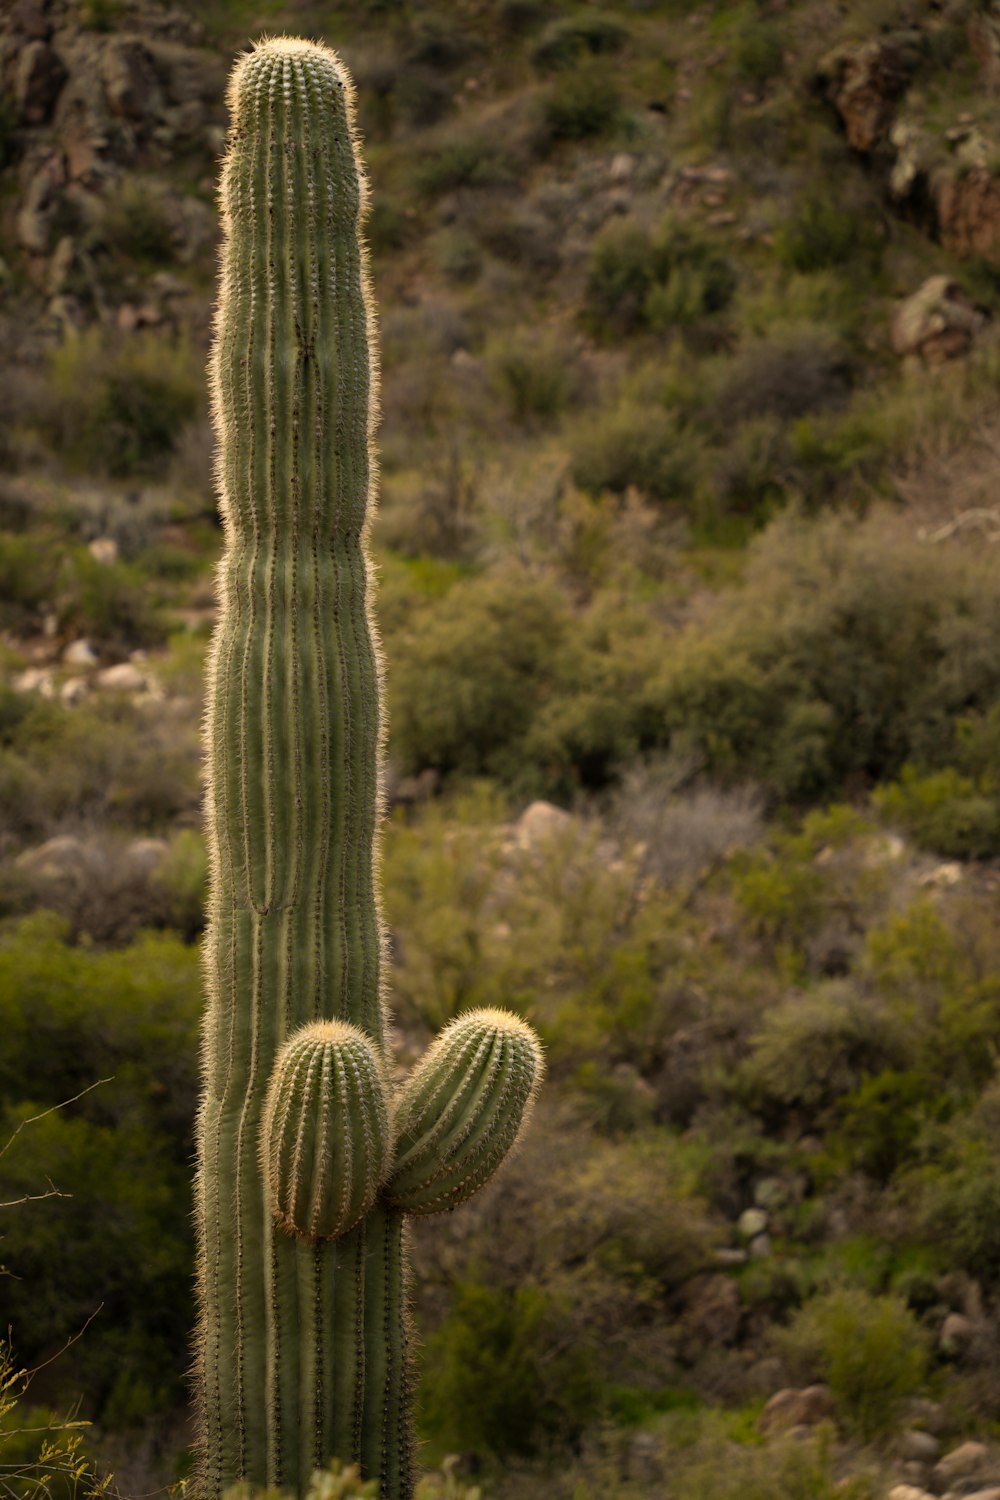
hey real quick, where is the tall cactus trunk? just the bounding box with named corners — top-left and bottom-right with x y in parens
top-left (196, 38), bottom-right (543, 1499)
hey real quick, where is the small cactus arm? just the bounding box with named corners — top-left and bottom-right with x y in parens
top-left (194, 36), bottom-right (543, 1500)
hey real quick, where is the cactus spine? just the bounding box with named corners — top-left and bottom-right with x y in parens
top-left (195, 37), bottom-right (542, 1500)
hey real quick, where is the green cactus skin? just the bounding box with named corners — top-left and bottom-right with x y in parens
top-left (262, 1021), bottom-right (391, 1241)
top-left (386, 1011), bottom-right (542, 1215)
top-left (195, 35), bottom-right (543, 1500)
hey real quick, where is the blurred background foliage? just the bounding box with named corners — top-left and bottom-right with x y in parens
top-left (5, 0), bottom-right (1000, 1495)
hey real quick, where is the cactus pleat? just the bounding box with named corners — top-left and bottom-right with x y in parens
top-left (262, 1021), bottom-right (391, 1240)
top-left (196, 36), bottom-right (543, 1499)
top-left (386, 1010), bottom-right (542, 1215)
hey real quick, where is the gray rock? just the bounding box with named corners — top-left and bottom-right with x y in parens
top-left (15, 40), bottom-right (67, 125)
top-left (63, 638), bottom-right (99, 666)
top-left (758, 1384), bottom-right (834, 1436)
top-left (95, 662), bottom-right (146, 692)
top-left (17, 156), bottom-right (65, 253)
top-left (940, 1311), bottom-right (977, 1355)
top-left (515, 801), bottom-right (573, 851)
top-left (899, 1429), bottom-right (941, 1462)
top-left (102, 38), bottom-right (159, 121)
top-left (737, 1206), bottom-right (769, 1240)
top-left (59, 676), bottom-right (89, 706)
top-left (935, 1442), bottom-right (989, 1486)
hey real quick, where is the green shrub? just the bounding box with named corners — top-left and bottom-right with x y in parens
top-left (648, 508), bottom-right (1000, 799)
top-left (901, 1085), bottom-right (1000, 1286)
top-left (775, 1288), bottom-right (928, 1437)
top-left (543, 64), bottom-right (621, 142)
top-left (48, 329), bottom-right (201, 478)
top-left (415, 137), bottom-right (514, 197)
top-left (738, 982), bottom-right (911, 1126)
top-left (532, 11), bottom-right (629, 71)
top-left (570, 402), bottom-right (697, 502)
top-left (667, 1422), bottom-right (877, 1500)
top-left (0, 914), bottom-right (199, 1412)
top-left (487, 332), bottom-right (573, 423)
top-left (0, 533), bottom-right (61, 628)
top-left (774, 191), bottom-right (878, 274)
top-left (60, 548), bottom-right (165, 647)
top-left (101, 180), bottom-right (176, 263)
top-left (585, 216), bottom-right (737, 337)
top-left (421, 1280), bottom-right (602, 1457)
top-left (874, 764), bottom-right (1000, 859)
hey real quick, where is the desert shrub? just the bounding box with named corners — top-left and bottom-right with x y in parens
top-left (387, 573), bottom-right (656, 793)
top-left (873, 764), bottom-right (1000, 859)
top-left (432, 227), bottom-right (483, 283)
top-left (611, 761), bottom-right (763, 887)
top-left (532, 11), bottom-right (629, 71)
top-left (775, 1288), bottom-right (928, 1437)
top-left (827, 1069), bottom-right (943, 1184)
top-left (543, 64), bottom-right (622, 142)
top-left (0, 694), bottom-right (200, 841)
top-left (0, 913), bottom-right (199, 1415)
top-left (0, 532), bottom-right (62, 628)
top-left (570, 402), bottom-right (698, 502)
top-left (864, 897), bottom-right (1000, 1097)
top-left (47, 330), bottom-right (202, 478)
top-left (60, 547), bottom-right (165, 647)
top-left (667, 1421), bottom-right (877, 1500)
top-left (900, 1084), bottom-right (1000, 1286)
top-left (730, 804), bottom-right (887, 971)
top-left (648, 508), bottom-right (1000, 799)
top-left (101, 179), bottom-right (176, 263)
top-left (487, 332), bottom-right (574, 424)
top-left (774, 190), bottom-right (879, 274)
top-left (421, 1280), bottom-right (602, 1457)
top-left (707, 415), bottom-right (790, 524)
top-left (387, 572), bottom-right (566, 784)
top-left (737, 982), bottom-right (912, 1127)
top-left (585, 216), bottom-right (737, 337)
top-left (415, 137), bottom-right (514, 197)
top-left (712, 331), bottom-right (854, 425)
top-left (728, 13), bottom-right (784, 87)
top-left (223, 1458), bottom-right (482, 1500)
top-left (418, 1125), bottom-right (717, 1458)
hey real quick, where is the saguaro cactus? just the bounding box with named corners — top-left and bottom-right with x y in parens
top-left (195, 36), bottom-right (542, 1500)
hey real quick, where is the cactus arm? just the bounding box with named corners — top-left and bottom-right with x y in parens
top-left (386, 1010), bottom-right (544, 1216)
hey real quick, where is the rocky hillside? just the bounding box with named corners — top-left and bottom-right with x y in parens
top-left (6, 3), bottom-right (1000, 1500)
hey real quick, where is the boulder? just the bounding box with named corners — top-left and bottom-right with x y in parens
top-left (62, 638), bottom-right (99, 666)
top-left (95, 662), bottom-right (147, 693)
top-left (935, 167), bottom-right (1000, 263)
top-left (88, 536), bottom-right (118, 565)
top-left (16, 155), bottom-right (65, 254)
top-left (13, 668), bottom-right (54, 696)
top-left (8, 0), bottom-right (51, 41)
top-left (757, 1384), bottom-right (835, 1436)
top-left (17, 835), bottom-right (100, 879)
top-left (940, 1310), bottom-right (977, 1355)
top-left (819, 37), bottom-right (912, 153)
top-left (59, 676), bottom-right (89, 706)
top-left (887, 1488), bottom-right (934, 1500)
top-left (891, 276), bottom-right (987, 365)
top-left (736, 1206), bottom-right (768, 1240)
top-left (515, 801), bottom-right (573, 851)
top-left (14, 40), bottom-right (67, 125)
top-left (899, 1429), bottom-right (941, 1462)
top-left (102, 38), bottom-right (159, 121)
top-left (934, 1441), bottom-right (989, 1486)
